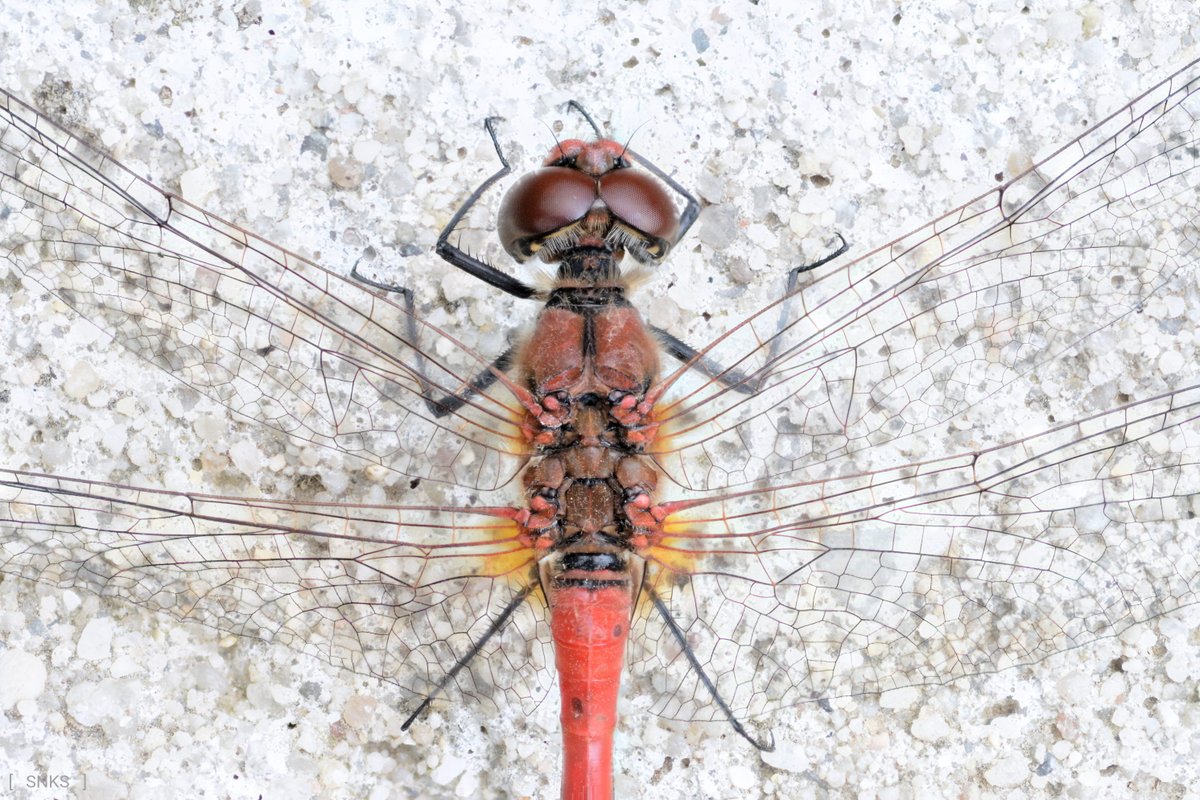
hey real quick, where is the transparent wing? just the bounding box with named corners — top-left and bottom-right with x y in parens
top-left (634, 385), bottom-right (1200, 722)
top-left (652, 58), bottom-right (1200, 493)
top-left (5, 61), bottom-right (1200, 738)
top-left (0, 470), bottom-right (553, 715)
top-left (634, 60), bottom-right (1200, 725)
top-left (0, 90), bottom-right (527, 491)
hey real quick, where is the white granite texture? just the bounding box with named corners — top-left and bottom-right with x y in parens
top-left (1, 1), bottom-right (1198, 798)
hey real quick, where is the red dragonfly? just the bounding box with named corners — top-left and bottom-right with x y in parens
top-left (3, 60), bottom-right (1200, 798)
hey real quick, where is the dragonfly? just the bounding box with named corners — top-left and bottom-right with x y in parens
top-left (2, 58), bottom-right (1199, 798)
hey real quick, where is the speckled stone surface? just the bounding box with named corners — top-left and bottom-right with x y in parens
top-left (1, 2), bottom-right (1199, 799)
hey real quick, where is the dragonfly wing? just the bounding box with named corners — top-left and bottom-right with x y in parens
top-left (653, 59), bottom-right (1200, 494)
top-left (0, 90), bottom-right (527, 491)
top-left (0, 470), bottom-right (553, 716)
top-left (633, 385), bottom-right (1200, 722)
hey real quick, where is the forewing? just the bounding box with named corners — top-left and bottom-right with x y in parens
top-left (632, 385), bottom-right (1200, 722)
top-left (0, 90), bottom-right (526, 491)
top-left (0, 470), bottom-right (553, 716)
top-left (653, 59), bottom-right (1200, 493)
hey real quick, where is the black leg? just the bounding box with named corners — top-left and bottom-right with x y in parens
top-left (435, 116), bottom-right (539, 300)
top-left (566, 100), bottom-right (701, 246)
top-left (351, 265), bottom-right (517, 419)
top-left (656, 234), bottom-right (850, 394)
top-left (647, 588), bottom-right (774, 752)
top-left (565, 100), bottom-right (604, 138)
top-left (783, 232), bottom-right (848, 292)
top-left (652, 325), bottom-right (759, 395)
top-left (401, 583), bottom-right (535, 731)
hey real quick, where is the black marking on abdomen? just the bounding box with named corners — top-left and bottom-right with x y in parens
top-left (553, 577), bottom-right (629, 590)
top-left (561, 552), bottom-right (624, 572)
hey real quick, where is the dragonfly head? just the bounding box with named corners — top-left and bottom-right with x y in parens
top-left (497, 139), bottom-right (679, 276)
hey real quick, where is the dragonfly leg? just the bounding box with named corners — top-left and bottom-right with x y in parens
top-left (350, 265), bottom-right (516, 419)
top-left (566, 100), bottom-right (701, 245)
top-left (783, 231), bottom-right (848, 291)
top-left (652, 232), bottom-right (849, 395)
top-left (565, 99), bottom-right (605, 138)
top-left (436, 116), bottom-right (540, 300)
top-left (651, 325), bottom-right (760, 395)
top-left (646, 588), bottom-right (774, 752)
top-left (401, 583), bottom-right (536, 732)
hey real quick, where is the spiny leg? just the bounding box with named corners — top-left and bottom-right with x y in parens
top-left (350, 265), bottom-right (516, 419)
top-left (436, 116), bottom-right (539, 300)
top-left (654, 234), bottom-right (849, 394)
top-left (401, 583), bottom-right (536, 731)
top-left (646, 587), bottom-right (774, 751)
top-left (565, 100), bottom-right (605, 138)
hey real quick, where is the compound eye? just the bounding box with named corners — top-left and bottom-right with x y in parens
top-left (598, 170), bottom-right (679, 246)
top-left (498, 167), bottom-right (596, 260)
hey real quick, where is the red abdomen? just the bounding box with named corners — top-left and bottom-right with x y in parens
top-left (548, 571), bottom-right (634, 800)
